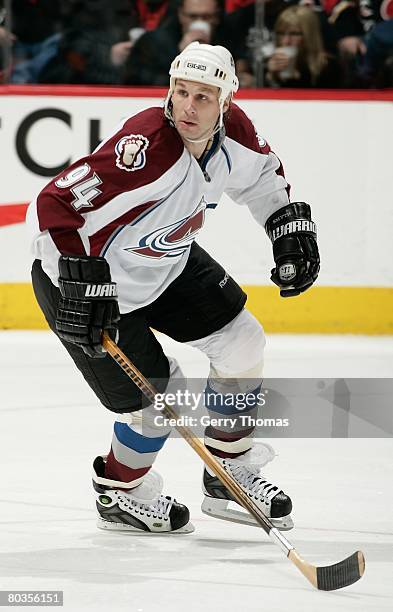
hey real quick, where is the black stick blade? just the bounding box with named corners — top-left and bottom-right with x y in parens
top-left (316, 551), bottom-right (365, 591)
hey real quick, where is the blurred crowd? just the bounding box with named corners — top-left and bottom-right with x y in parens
top-left (0, 0), bottom-right (392, 88)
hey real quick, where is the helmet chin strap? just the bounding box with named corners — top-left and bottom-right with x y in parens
top-left (182, 128), bottom-right (214, 144)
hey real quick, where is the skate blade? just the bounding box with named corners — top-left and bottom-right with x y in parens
top-left (97, 517), bottom-right (195, 534)
top-left (201, 496), bottom-right (294, 531)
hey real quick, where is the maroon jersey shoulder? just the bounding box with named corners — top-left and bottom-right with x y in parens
top-left (224, 103), bottom-right (271, 155)
top-left (35, 107), bottom-right (184, 256)
top-left (99, 106), bottom-right (184, 184)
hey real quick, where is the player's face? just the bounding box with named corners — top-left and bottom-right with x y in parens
top-left (171, 80), bottom-right (226, 141)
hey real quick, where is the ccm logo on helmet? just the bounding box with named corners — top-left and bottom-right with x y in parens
top-left (85, 284), bottom-right (117, 298)
top-left (186, 62), bottom-right (207, 71)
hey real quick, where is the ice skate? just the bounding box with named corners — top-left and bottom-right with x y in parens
top-left (201, 444), bottom-right (294, 531)
top-left (93, 456), bottom-right (194, 534)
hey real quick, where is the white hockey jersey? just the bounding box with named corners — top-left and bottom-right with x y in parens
top-left (26, 103), bottom-right (290, 313)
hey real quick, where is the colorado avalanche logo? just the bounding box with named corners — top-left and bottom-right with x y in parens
top-left (115, 134), bottom-right (149, 172)
top-left (125, 198), bottom-right (207, 259)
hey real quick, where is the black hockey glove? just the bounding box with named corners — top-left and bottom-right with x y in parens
top-left (55, 255), bottom-right (120, 358)
top-left (265, 202), bottom-right (320, 297)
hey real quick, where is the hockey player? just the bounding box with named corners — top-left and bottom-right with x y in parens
top-left (27, 42), bottom-right (320, 534)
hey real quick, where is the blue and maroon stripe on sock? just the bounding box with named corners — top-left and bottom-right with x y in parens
top-left (105, 421), bottom-right (169, 486)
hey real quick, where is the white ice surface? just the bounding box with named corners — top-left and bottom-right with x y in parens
top-left (0, 331), bottom-right (392, 611)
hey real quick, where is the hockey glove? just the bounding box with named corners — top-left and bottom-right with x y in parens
top-left (265, 202), bottom-right (320, 297)
top-left (56, 255), bottom-right (120, 358)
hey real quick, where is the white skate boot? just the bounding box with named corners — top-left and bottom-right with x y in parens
top-left (201, 444), bottom-right (294, 531)
top-left (93, 456), bottom-right (194, 534)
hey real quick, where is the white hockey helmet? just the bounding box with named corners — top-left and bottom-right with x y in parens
top-left (164, 42), bottom-right (239, 131)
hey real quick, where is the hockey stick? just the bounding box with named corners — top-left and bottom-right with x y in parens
top-left (102, 332), bottom-right (365, 591)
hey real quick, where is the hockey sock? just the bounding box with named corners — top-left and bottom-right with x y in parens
top-left (203, 381), bottom-right (260, 459)
top-left (105, 421), bottom-right (170, 488)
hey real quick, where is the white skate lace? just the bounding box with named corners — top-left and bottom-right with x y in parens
top-left (126, 494), bottom-right (172, 518)
top-left (228, 464), bottom-right (279, 502)
top-left (225, 443), bottom-right (281, 503)
top-left (153, 495), bottom-right (172, 517)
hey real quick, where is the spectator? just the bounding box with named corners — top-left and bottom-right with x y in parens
top-left (123, 0), bottom-right (229, 85)
top-left (327, 0), bottom-right (393, 86)
top-left (3, 0), bottom-right (62, 83)
top-left (224, 0), bottom-right (341, 87)
top-left (359, 19), bottom-right (393, 86)
top-left (39, 1), bottom-right (176, 85)
top-left (129, 0), bottom-right (176, 31)
top-left (39, 1), bottom-right (136, 84)
top-left (223, 1), bottom-right (289, 87)
top-left (265, 5), bottom-right (341, 86)
top-left (115, 0), bottom-right (176, 66)
top-left (295, 0), bottom-right (339, 53)
top-left (0, 5), bottom-right (15, 82)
